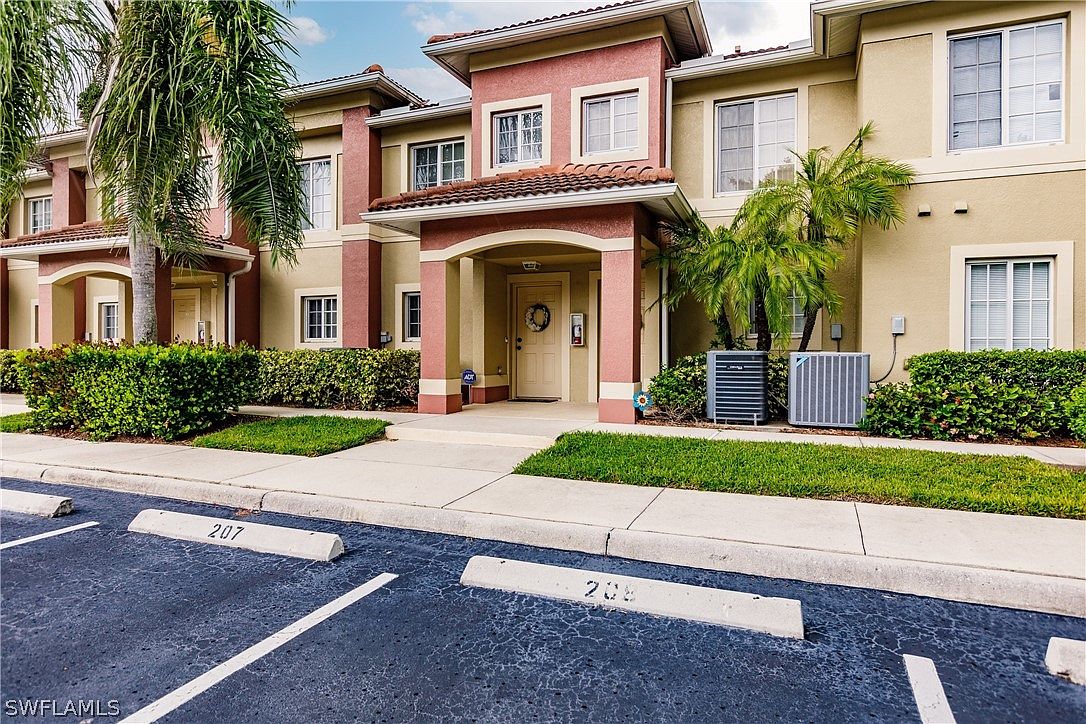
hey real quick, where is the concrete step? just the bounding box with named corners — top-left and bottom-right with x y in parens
top-left (385, 424), bottom-right (556, 449)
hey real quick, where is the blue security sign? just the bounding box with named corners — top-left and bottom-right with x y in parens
top-left (461, 369), bottom-right (477, 386)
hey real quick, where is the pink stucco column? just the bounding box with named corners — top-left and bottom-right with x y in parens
top-left (417, 259), bottom-right (462, 414)
top-left (598, 249), bottom-right (641, 423)
top-left (341, 105), bottom-right (382, 348)
top-left (50, 157), bottom-right (86, 227)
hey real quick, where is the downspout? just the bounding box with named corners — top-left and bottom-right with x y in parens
top-left (661, 76), bottom-right (673, 367)
top-left (226, 257), bottom-right (252, 346)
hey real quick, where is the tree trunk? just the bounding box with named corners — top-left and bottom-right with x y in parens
top-left (753, 294), bottom-right (771, 352)
top-left (129, 227), bottom-right (158, 343)
top-left (714, 308), bottom-right (737, 350)
top-left (797, 306), bottom-right (819, 352)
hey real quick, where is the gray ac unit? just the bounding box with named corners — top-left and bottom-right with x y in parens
top-left (788, 352), bottom-right (870, 428)
top-left (706, 350), bottom-right (769, 424)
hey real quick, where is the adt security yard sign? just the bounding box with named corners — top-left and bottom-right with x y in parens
top-left (461, 369), bottom-right (477, 386)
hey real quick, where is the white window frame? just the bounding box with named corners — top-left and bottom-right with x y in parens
top-left (402, 291), bottom-right (421, 342)
top-left (714, 91), bottom-right (798, 196)
top-left (198, 154), bottom-right (217, 209)
top-left (27, 196), bottom-right (52, 234)
top-left (493, 107), bottom-right (544, 167)
top-left (746, 288), bottom-right (808, 339)
top-left (947, 19), bottom-right (1066, 152)
top-left (298, 157), bottom-right (332, 231)
top-left (965, 256), bottom-right (1054, 351)
top-left (301, 294), bottom-right (338, 343)
top-left (582, 92), bottom-right (639, 155)
top-left (411, 140), bottom-right (466, 191)
top-left (98, 301), bottom-right (120, 341)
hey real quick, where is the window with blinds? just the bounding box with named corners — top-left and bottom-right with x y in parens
top-left (950, 20), bottom-right (1064, 150)
top-left (716, 93), bottom-right (796, 194)
top-left (583, 92), bottom-right (638, 154)
top-left (967, 258), bottom-right (1051, 351)
top-left (299, 158), bottom-right (332, 230)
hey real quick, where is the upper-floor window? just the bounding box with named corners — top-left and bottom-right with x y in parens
top-left (966, 258), bottom-right (1051, 351)
top-left (413, 140), bottom-right (465, 190)
top-left (198, 155), bottom-right (215, 208)
top-left (949, 20), bottom-right (1064, 151)
top-left (716, 93), bottom-right (796, 194)
top-left (583, 92), bottom-right (638, 154)
top-left (299, 158), bottom-right (331, 230)
top-left (494, 108), bottom-right (543, 166)
top-left (303, 295), bottom-right (338, 342)
top-left (27, 196), bottom-right (52, 234)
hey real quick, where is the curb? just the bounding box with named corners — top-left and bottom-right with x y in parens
top-left (4, 463), bottom-right (1083, 618)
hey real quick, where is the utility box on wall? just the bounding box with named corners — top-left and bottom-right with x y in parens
top-left (706, 350), bottom-right (769, 425)
top-left (788, 353), bottom-right (870, 428)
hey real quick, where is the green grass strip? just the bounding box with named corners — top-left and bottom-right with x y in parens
top-left (514, 432), bottom-right (1086, 519)
top-left (0, 412), bottom-right (36, 433)
top-left (192, 415), bottom-right (390, 457)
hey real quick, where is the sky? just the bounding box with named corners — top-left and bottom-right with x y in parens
top-left (283, 0), bottom-right (814, 103)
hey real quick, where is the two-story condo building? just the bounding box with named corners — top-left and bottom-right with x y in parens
top-left (2, 0), bottom-right (1083, 423)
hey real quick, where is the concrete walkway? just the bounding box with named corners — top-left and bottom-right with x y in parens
top-left (2, 429), bottom-right (1083, 617)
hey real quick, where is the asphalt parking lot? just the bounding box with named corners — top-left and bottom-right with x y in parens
top-left (2, 477), bottom-right (1084, 723)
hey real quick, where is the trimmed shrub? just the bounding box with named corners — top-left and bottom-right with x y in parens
top-left (0, 349), bottom-right (22, 392)
top-left (1067, 385), bottom-right (1086, 442)
top-left (648, 353), bottom-right (706, 422)
top-left (18, 342), bottom-right (258, 440)
top-left (254, 348), bottom-right (420, 410)
top-left (863, 349), bottom-right (1086, 441)
top-left (647, 352), bottom-right (788, 422)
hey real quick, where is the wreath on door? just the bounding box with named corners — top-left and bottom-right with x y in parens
top-left (524, 303), bottom-right (551, 333)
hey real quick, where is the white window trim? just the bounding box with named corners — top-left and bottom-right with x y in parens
top-left (480, 94), bottom-right (551, 177)
top-left (292, 286), bottom-right (341, 349)
top-left (394, 283), bottom-right (421, 350)
top-left (949, 241), bottom-right (1074, 350)
top-left (410, 139), bottom-right (466, 191)
top-left (947, 18), bottom-right (1067, 154)
top-left (570, 78), bottom-right (650, 164)
top-left (93, 295), bottom-right (122, 342)
top-left (298, 157), bottom-right (333, 232)
top-left (713, 91), bottom-right (799, 197)
top-left (583, 93), bottom-right (639, 153)
top-left (27, 195), bottom-right (52, 234)
top-left (964, 257), bottom-right (1053, 351)
top-left (493, 108), bottom-right (544, 168)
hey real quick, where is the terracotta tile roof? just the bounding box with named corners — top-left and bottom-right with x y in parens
top-left (3, 219), bottom-right (225, 250)
top-left (2, 220), bottom-right (127, 248)
top-left (426, 1), bottom-right (644, 44)
top-left (370, 163), bottom-right (675, 212)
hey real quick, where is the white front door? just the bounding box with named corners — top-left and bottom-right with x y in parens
top-left (515, 284), bottom-right (562, 399)
top-left (171, 289), bottom-right (199, 342)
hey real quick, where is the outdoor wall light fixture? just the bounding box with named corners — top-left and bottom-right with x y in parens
top-left (522, 261), bottom-right (541, 271)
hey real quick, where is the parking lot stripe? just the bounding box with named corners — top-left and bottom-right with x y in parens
top-left (118, 572), bottom-right (398, 724)
top-left (903, 654), bottom-right (957, 723)
top-left (0, 521), bottom-right (99, 550)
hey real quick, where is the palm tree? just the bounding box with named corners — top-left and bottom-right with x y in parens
top-left (0, 0), bottom-right (106, 226)
top-left (85, 0), bottom-right (307, 342)
top-left (659, 211), bottom-right (840, 352)
top-left (743, 123), bottom-right (915, 350)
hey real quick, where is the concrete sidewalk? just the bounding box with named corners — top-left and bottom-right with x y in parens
top-left (2, 429), bottom-right (1083, 617)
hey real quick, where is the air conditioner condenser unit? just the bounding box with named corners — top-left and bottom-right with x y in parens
top-left (788, 352), bottom-right (870, 428)
top-left (706, 350), bottom-right (769, 424)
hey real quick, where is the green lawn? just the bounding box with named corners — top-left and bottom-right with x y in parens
top-left (192, 415), bottom-right (389, 456)
top-left (0, 412), bottom-right (35, 433)
top-left (514, 432), bottom-right (1086, 519)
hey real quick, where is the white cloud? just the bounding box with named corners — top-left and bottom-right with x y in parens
top-left (287, 16), bottom-right (331, 46)
top-left (385, 66), bottom-right (470, 103)
top-left (403, 1), bottom-right (598, 39)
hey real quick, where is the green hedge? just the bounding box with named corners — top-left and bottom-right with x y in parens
top-left (1, 349), bottom-right (21, 392)
top-left (1066, 385), bottom-right (1086, 442)
top-left (18, 343), bottom-right (258, 440)
top-left (863, 350), bottom-right (1086, 441)
top-left (647, 352), bottom-right (787, 422)
top-left (254, 348), bottom-right (420, 410)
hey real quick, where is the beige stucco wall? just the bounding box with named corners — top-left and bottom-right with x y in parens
top-left (259, 244), bottom-right (342, 349)
top-left (861, 171), bottom-right (1085, 381)
top-left (859, 35), bottom-right (933, 160)
top-left (5, 264), bottom-right (38, 348)
top-left (380, 239), bottom-right (421, 350)
top-left (7, 179), bottom-right (53, 239)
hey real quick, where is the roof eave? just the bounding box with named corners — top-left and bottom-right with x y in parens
top-left (361, 182), bottom-right (692, 237)
top-left (0, 237), bottom-right (254, 262)
top-left (367, 99), bottom-right (473, 128)
top-left (666, 44), bottom-right (821, 81)
top-left (285, 72), bottom-right (426, 107)
top-left (422, 0), bottom-right (711, 87)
